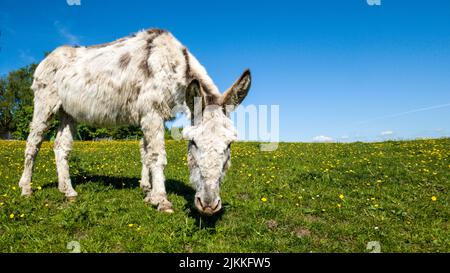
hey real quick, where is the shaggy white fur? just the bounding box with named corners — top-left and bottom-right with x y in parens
top-left (18, 28), bottom-right (251, 215)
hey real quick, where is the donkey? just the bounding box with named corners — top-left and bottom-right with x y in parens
top-left (18, 29), bottom-right (251, 215)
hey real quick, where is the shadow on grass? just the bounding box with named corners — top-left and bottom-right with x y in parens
top-left (42, 174), bottom-right (139, 190)
top-left (73, 174), bottom-right (140, 189)
top-left (45, 171), bottom-right (225, 230)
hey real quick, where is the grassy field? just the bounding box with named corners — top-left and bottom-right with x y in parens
top-left (0, 139), bottom-right (449, 253)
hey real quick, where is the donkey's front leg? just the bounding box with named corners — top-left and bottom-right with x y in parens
top-left (140, 112), bottom-right (173, 213)
top-left (139, 138), bottom-right (152, 195)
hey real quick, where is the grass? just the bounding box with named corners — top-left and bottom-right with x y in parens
top-left (0, 139), bottom-right (449, 253)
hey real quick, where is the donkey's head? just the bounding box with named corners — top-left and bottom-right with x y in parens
top-left (183, 70), bottom-right (251, 216)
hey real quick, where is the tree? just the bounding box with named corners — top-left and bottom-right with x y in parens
top-left (0, 77), bottom-right (13, 131)
top-left (0, 63), bottom-right (37, 138)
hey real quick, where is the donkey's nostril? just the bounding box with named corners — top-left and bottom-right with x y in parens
top-left (196, 197), bottom-right (204, 208)
top-left (212, 199), bottom-right (221, 211)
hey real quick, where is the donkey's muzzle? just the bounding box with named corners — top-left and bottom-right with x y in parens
top-left (195, 196), bottom-right (222, 216)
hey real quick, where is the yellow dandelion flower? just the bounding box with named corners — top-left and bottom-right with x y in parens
top-left (37, 186), bottom-right (42, 190)
top-left (431, 196), bottom-right (437, 202)
top-left (20, 214), bottom-right (25, 218)
top-left (128, 224), bottom-right (134, 228)
top-left (261, 197), bottom-right (268, 202)
top-left (337, 203), bottom-right (342, 208)
top-left (374, 204), bottom-right (379, 208)
top-left (9, 213), bottom-right (14, 219)
top-left (44, 203), bottom-right (49, 207)
top-left (12, 186), bottom-right (16, 190)
top-left (339, 194), bottom-right (344, 200)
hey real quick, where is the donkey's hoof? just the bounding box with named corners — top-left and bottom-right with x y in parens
top-left (143, 195), bottom-right (151, 204)
top-left (158, 200), bottom-right (174, 213)
top-left (21, 192), bottom-right (33, 198)
top-left (143, 195), bottom-right (156, 205)
top-left (21, 188), bottom-right (33, 197)
top-left (67, 196), bottom-right (77, 203)
top-left (159, 207), bottom-right (174, 213)
top-left (144, 193), bottom-right (165, 206)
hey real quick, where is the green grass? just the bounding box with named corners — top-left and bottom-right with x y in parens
top-left (0, 139), bottom-right (449, 253)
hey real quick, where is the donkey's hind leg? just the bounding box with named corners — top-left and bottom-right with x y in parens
top-left (54, 112), bottom-right (78, 200)
top-left (19, 92), bottom-right (60, 196)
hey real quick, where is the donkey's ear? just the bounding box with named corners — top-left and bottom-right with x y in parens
top-left (221, 69), bottom-right (251, 108)
top-left (186, 79), bottom-right (203, 115)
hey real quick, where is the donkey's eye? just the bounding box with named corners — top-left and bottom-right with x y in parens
top-left (227, 143), bottom-right (231, 149)
top-left (191, 140), bottom-right (198, 148)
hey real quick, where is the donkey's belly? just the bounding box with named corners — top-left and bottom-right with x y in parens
top-left (59, 87), bottom-right (139, 127)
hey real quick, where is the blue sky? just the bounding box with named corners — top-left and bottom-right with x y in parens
top-left (1, 0), bottom-right (449, 142)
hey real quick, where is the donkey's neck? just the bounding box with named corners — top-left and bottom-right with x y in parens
top-left (185, 51), bottom-right (221, 98)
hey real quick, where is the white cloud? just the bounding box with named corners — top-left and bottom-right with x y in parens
top-left (380, 131), bottom-right (394, 136)
top-left (312, 135), bottom-right (334, 143)
top-left (54, 21), bottom-right (80, 45)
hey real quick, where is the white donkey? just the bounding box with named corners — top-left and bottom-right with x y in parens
top-left (19, 29), bottom-right (251, 215)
